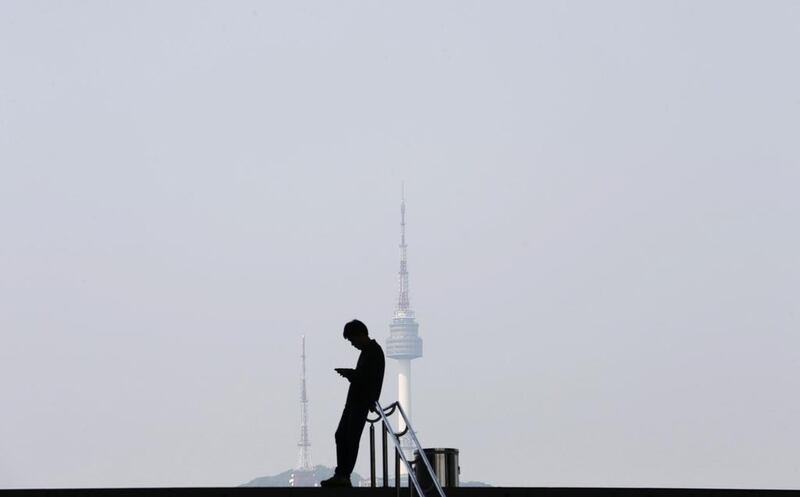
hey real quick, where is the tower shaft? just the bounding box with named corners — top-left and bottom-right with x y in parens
top-left (397, 359), bottom-right (412, 435)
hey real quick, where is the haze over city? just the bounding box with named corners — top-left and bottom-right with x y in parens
top-left (1, 1), bottom-right (798, 490)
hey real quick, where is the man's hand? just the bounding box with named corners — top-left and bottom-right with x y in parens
top-left (335, 368), bottom-right (355, 381)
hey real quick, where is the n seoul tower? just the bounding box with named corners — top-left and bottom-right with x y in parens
top-left (385, 186), bottom-right (423, 459)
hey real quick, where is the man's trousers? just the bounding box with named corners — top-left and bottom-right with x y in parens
top-left (334, 403), bottom-right (370, 477)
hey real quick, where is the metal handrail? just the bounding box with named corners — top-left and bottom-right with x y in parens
top-left (390, 402), bottom-right (447, 497)
top-left (367, 401), bottom-right (447, 497)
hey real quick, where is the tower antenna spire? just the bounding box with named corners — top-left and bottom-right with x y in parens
top-left (397, 182), bottom-right (411, 314)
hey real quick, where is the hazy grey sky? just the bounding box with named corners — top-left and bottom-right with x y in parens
top-left (1, 0), bottom-right (798, 489)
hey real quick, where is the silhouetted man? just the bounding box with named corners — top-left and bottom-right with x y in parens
top-left (320, 319), bottom-right (385, 488)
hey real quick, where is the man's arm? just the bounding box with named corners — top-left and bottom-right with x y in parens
top-left (335, 368), bottom-right (355, 381)
top-left (352, 348), bottom-right (383, 406)
top-left (350, 351), bottom-right (373, 388)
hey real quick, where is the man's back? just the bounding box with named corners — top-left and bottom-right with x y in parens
top-left (346, 338), bottom-right (385, 408)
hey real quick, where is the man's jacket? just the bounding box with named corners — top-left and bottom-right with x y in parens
top-left (346, 339), bottom-right (385, 408)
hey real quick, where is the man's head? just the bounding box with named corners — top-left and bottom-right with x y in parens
top-left (343, 319), bottom-right (371, 350)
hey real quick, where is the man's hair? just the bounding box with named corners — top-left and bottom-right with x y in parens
top-left (343, 319), bottom-right (369, 339)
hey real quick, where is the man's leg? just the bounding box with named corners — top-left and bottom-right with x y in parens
top-left (334, 404), bottom-right (369, 478)
top-left (322, 409), bottom-right (354, 487)
top-left (333, 407), bottom-right (349, 477)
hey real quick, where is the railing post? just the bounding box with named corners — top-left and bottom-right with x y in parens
top-left (395, 447), bottom-right (400, 490)
top-left (370, 423), bottom-right (376, 487)
top-left (383, 422), bottom-right (389, 487)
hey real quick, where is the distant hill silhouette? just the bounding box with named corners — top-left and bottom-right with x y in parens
top-left (462, 480), bottom-right (493, 487)
top-left (241, 466), bottom-right (362, 487)
top-left (241, 465), bottom-right (490, 488)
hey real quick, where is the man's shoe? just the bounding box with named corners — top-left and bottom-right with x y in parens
top-left (320, 475), bottom-right (352, 488)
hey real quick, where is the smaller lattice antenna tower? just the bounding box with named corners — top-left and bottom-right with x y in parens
top-left (297, 335), bottom-right (312, 470)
